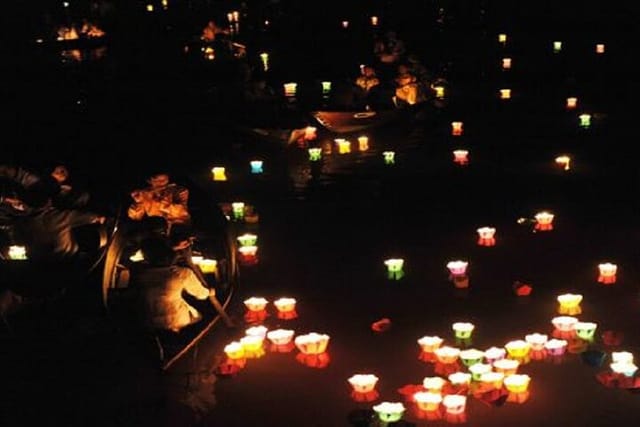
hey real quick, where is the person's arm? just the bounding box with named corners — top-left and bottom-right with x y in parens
top-left (127, 190), bottom-right (147, 220)
top-left (180, 268), bottom-right (212, 300)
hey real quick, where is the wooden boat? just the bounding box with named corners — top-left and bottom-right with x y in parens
top-left (311, 109), bottom-right (402, 134)
top-left (101, 176), bottom-right (239, 371)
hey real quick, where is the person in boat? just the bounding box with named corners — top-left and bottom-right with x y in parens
top-left (355, 65), bottom-right (381, 93)
top-left (127, 173), bottom-right (190, 236)
top-left (10, 180), bottom-right (106, 261)
top-left (201, 20), bottom-right (229, 43)
top-left (132, 235), bottom-right (214, 333)
top-left (393, 64), bottom-right (427, 107)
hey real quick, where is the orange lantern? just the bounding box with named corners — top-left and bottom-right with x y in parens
top-left (534, 211), bottom-right (554, 231)
top-left (357, 135), bottom-right (369, 151)
top-left (296, 351), bottom-right (331, 368)
top-left (479, 371), bottom-right (504, 390)
top-left (434, 346), bottom-right (460, 365)
top-left (418, 335), bottom-right (443, 354)
top-left (442, 394), bottom-right (467, 424)
top-left (525, 333), bottom-right (548, 360)
top-left (294, 332), bottom-right (330, 355)
top-left (414, 392), bottom-right (442, 412)
top-left (348, 374), bottom-right (379, 402)
top-left (477, 227), bottom-right (496, 246)
top-left (596, 43), bottom-right (605, 54)
top-left (451, 121), bottom-right (463, 136)
top-left (566, 97), bottom-right (577, 110)
top-left (273, 297), bottom-right (298, 319)
top-left (501, 57), bottom-right (512, 69)
top-left (243, 296), bottom-right (268, 323)
top-left (370, 16), bottom-right (379, 26)
top-left (452, 149), bottom-right (469, 165)
top-left (283, 82), bottom-right (297, 97)
top-left (598, 263), bottom-right (617, 284)
top-left (493, 358), bottom-right (519, 376)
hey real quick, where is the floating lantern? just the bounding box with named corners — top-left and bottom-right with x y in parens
top-left (240, 335), bottom-right (265, 358)
top-left (575, 322), bottom-right (598, 341)
top-left (129, 249), bottom-right (144, 262)
top-left (451, 121), bottom-right (463, 136)
top-left (383, 151), bottom-right (395, 165)
top-left (231, 202), bottom-right (245, 221)
top-left (493, 358), bottom-right (519, 376)
top-left (557, 293), bottom-right (582, 315)
top-left (414, 392), bottom-right (442, 412)
top-left (553, 41), bottom-right (562, 53)
top-left (433, 85), bottom-right (445, 99)
top-left (504, 374), bottom-right (531, 403)
top-left (502, 57), bottom-right (512, 69)
top-left (302, 126), bottom-right (317, 142)
top-left (610, 362), bottom-right (638, 377)
top-left (612, 351), bottom-right (634, 364)
top-left (552, 316), bottom-right (578, 336)
top-left (250, 160), bottom-right (263, 174)
top-left (505, 340), bottom-right (531, 359)
top-left (348, 374), bottom-right (379, 402)
top-left (460, 349), bottom-right (484, 368)
top-left (442, 395), bottom-right (467, 422)
top-left (423, 376), bottom-right (447, 393)
top-left (295, 332), bottom-right (330, 355)
top-left (8, 245), bottom-right (27, 260)
top-left (266, 329), bottom-right (295, 346)
top-left (370, 16), bottom-right (379, 26)
top-left (448, 372), bottom-right (471, 387)
top-left (598, 263), bottom-right (617, 284)
top-left (452, 322), bottom-right (474, 340)
top-left (146, 4), bottom-right (154, 12)
top-left (321, 81), bottom-right (332, 95)
top-left (484, 346), bottom-right (506, 364)
top-left (469, 363), bottom-right (492, 381)
top-left (283, 82), bottom-right (297, 97)
top-left (544, 338), bottom-right (568, 356)
top-left (203, 46), bottom-right (215, 61)
top-left (259, 52), bottom-right (269, 71)
top-left (373, 402), bottom-right (405, 424)
top-left (596, 43), bottom-right (605, 54)
top-left (194, 258), bottom-right (217, 275)
top-left (238, 245), bottom-right (258, 265)
top-left (434, 346), bottom-right (461, 364)
top-left (335, 138), bottom-right (351, 154)
top-left (224, 341), bottom-right (245, 360)
top-left (274, 297), bottom-right (298, 320)
top-left (525, 333), bottom-right (548, 360)
top-left (237, 233), bottom-right (258, 247)
top-left (418, 335), bottom-right (444, 353)
top-left (384, 258), bottom-right (404, 280)
top-left (452, 149), bottom-right (469, 165)
top-left (447, 260), bottom-right (468, 278)
top-left (244, 297), bottom-right (268, 312)
top-left (358, 136), bottom-right (369, 151)
top-left (211, 166), bottom-right (227, 181)
top-left (477, 227), bottom-right (496, 246)
top-left (245, 325), bottom-right (268, 339)
top-left (566, 97), bottom-right (578, 110)
top-left (534, 211), bottom-right (554, 231)
top-left (480, 371), bottom-right (505, 389)
top-left (308, 147), bottom-right (322, 161)
top-left (579, 113), bottom-right (591, 128)
top-left (498, 33), bottom-right (507, 45)
top-left (500, 88), bottom-right (511, 99)
top-left (555, 155), bottom-right (571, 171)
top-left (341, 20), bottom-right (349, 29)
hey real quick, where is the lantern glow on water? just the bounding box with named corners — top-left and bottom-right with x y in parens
top-left (477, 227), bottom-right (496, 246)
top-left (384, 258), bottom-right (404, 280)
top-left (447, 260), bottom-right (468, 277)
top-left (294, 332), bottom-right (330, 355)
top-left (452, 322), bottom-right (475, 339)
top-left (308, 147), bottom-right (322, 161)
top-left (373, 402), bottom-right (405, 423)
top-left (452, 149), bottom-right (469, 165)
top-left (357, 136), bottom-right (369, 151)
top-left (534, 211), bottom-right (554, 231)
top-left (335, 138), bottom-right (351, 154)
top-left (579, 113), bottom-right (592, 128)
top-left (575, 321), bottom-right (598, 341)
top-left (383, 151), bottom-right (395, 165)
top-left (211, 166), bottom-right (227, 181)
top-left (250, 160), bottom-right (263, 174)
top-left (598, 263), bottom-right (617, 284)
top-left (566, 97), bottom-right (578, 110)
top-left (8, 245), bottom-right (27, 260)
top-left (414, 391), bottom-right (442, 411)
top-left (555, 155), bottom-right (571, 170)
top-left (557, 293), bottom-right (582, 315)
top-left (283, 82), bottom-right (297, 97)
top-left (500, 88), bottom-right (511, 99)
top-left (274, 297), bottom-right (298, 319)
top-left (237, 233), bottom-right (258, 247)
top-left (451, 121), bottom-right (464, 136)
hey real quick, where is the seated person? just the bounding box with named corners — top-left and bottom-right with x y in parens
top-left (132, 236), bottom-right (214, 332)
top-left (201, 20), bottom-right (228, 43)
top-left (355, 66), bottom-right (380, 93)
top-left (393, 65), bottom-right (427, 107)
top-left (127, 173), bottom-right (190, 234)
top-left (12, 181), bottom-right (106, 261)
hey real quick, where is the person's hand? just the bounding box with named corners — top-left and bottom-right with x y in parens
top-left (131, 190), bottom-right (143, 203)
top-left (95, 216), bottom-right (106, 224)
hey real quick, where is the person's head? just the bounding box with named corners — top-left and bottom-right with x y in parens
top-left (51, 165), bottom-right (69, 184)
top-left (147, 173), bottom-right (170, 189)
top-left (362, 66), bottom-right (376, 77)
top-left (140, 236), bottom-right (176, 267)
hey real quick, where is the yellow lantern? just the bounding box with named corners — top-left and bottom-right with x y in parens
top-left (7, 245), bottom-right (27, 260)
top-left (211, 166), bottom-right (227, 181)
top-left (414, 392), bottom-right (442, 412)
top-left (335, 138), bottom-right (351, 154)
top-left (500, 88), bottom-right (511, 99)
top-left (274, 297), bottom-right (298, 320)
top-left (493, 358), bottom-right (519, 375)
top-left (224, 341), bottom-right (245, 360)
top-left (504, 339), bottom-right (531, 359)
top-left (555, 155), bottom-right (571, 170)
top-left (557, 293), bottom-right (582, 315)
top-left (504, 374), bottom-right (531, 403)
top-left (283, 82), bottom-right (297, 97)
top-left (451, 121), bottom-right (463, 136)
top-left (553, 41), bottom-right (562, 53)
top-left (479, 371), bottom-right (504, 389)
top-left (498, 33), bottom-right (507, 44)
top-left (434, 346), bottom-right (461, 364)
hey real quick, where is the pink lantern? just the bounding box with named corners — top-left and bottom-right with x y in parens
top-left (544, 338), bottom-right (568, 356)
top-left (452, 149), bottom-right (469, 165)
top-left (502, 57), bottom-right (512, 69)
top-left (598, 263), bottom-right (617, 284)
top-left (348, 374), bottom-right (379, 402)
top-left (484, 346), bottom-right (506, 364)
top-left (274, 297), bottom-right (298, 320)
top-left (294, 332), bottom-right (330, 355)
top-left (451, 121), bottom-right (464, 136)
top-left (446, 260), bottom-right (468, 277)
top-left (477, 227), bottom-right (496, 246)
top-left (534, 211), bottom-right (554, 231)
